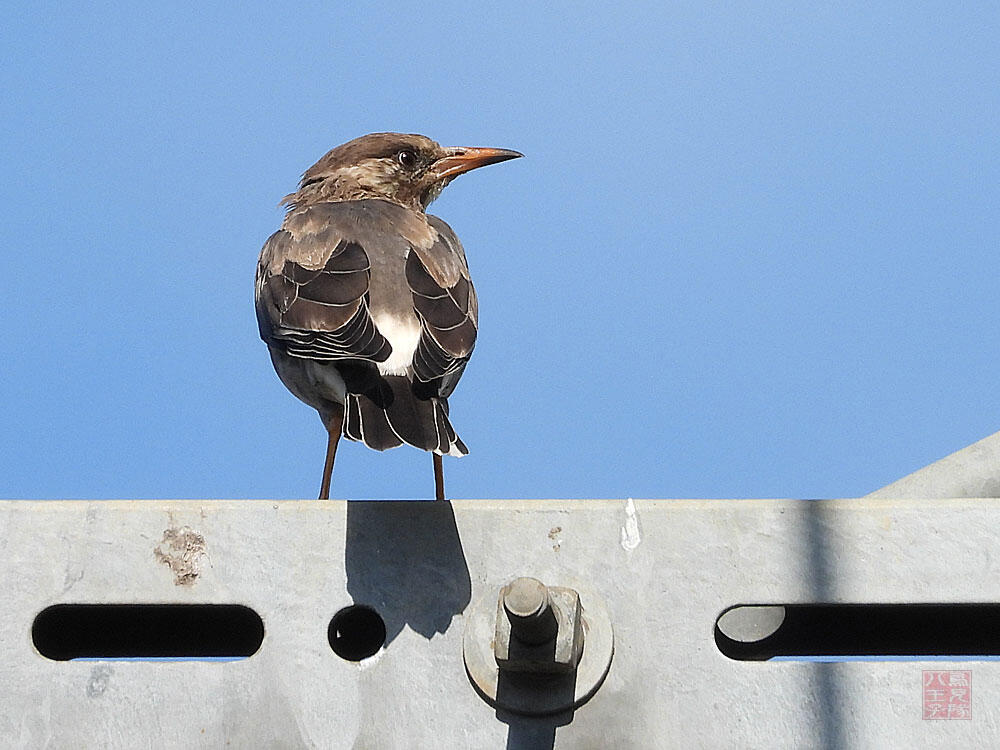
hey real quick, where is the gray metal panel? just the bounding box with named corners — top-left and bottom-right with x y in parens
top-left (0, 498), bottom-right (994, 748)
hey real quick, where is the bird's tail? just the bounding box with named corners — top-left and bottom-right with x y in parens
top-left (342, 375), bottom-right (468, 457)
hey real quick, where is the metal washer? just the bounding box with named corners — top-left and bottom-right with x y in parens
top-left (463, 581), bottom-right (614, 716)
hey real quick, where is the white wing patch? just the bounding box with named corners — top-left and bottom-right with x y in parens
top-left (373, 313), bottom-right (421, 376)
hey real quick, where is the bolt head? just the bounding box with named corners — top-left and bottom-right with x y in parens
top-left (503, 577), bottom-right (548, 620)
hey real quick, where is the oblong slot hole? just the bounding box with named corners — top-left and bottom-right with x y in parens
top-left (32, 604), bottom-right (264, 661)
top-left (716, 604), bottom-right (1000, 661)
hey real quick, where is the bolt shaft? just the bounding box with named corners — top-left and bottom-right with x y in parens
top-left (504, 578), bottom-right (558, 645)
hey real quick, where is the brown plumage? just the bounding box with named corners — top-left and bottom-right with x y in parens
top-left (255, 132), bottom-right (521, 499)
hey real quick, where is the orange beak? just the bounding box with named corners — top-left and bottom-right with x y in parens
top-left (430, 146), bottom-right (523, 180)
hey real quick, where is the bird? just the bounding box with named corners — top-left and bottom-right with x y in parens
top-left (255, 132), bottom-right (522, 500)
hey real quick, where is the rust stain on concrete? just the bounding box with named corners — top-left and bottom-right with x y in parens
top-left (154, 526), bottom-right (207, 586)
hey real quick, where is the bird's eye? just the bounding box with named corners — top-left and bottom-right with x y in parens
top-left (396, 150), bottom-right (418, 169)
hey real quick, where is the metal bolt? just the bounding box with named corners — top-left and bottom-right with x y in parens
top-left (468, 580), bottom-right (615, 714)
top-left (503, 577), bottom-right (558, 645)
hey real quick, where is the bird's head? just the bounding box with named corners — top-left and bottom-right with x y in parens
top-left (282, 132), bottom-right (522, 211)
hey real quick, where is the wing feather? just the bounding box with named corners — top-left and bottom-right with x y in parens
top-left (406, 216), bottom-right (479, 396)
top-left (255, 205), bottom-right (391, 362)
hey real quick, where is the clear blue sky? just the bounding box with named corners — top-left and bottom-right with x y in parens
top-left (3, 3), bottom-right (998, 500)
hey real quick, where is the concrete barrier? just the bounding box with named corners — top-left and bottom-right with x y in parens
top-left (2, 493), bottom-right (997, 747)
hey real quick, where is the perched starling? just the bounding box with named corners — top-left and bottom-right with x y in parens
top-left (255, 133), bottom-right (521, 499)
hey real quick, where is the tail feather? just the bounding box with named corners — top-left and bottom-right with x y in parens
top-left (342, 375), bottom-right (468, 456)
top-left (344, 393), bottom-right (404, 451)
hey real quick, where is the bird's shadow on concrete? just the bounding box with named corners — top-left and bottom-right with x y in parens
top-left (345, 500), bottom-right (471, 644)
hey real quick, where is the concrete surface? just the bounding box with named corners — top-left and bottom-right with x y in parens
top-left (868, 430), bottom-right (1000, 498)
top-left (1, 497), bottom-right (998, 748)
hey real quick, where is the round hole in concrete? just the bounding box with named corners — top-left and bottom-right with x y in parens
top-left (328, 605), bottom-right (386, 661)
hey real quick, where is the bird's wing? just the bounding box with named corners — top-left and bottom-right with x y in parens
top-left (407, 215), bottom-right (479, 397)
top-left (255, 203), bottom-right (391, 362)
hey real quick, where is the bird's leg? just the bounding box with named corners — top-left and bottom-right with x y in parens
top-left (433, 453), bottom-right (445, 501)
top-left (319, 403), bottom-right (345, 500)
top-left (319, 431), bottom-right (340, 500)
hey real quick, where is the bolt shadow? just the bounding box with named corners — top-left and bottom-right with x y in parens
top-left (495, 673), bottom-right (576, 749)
top-left (499, 710), bottom-right (572, 750)
top-left (345, 500), bottom-right (471, 644)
